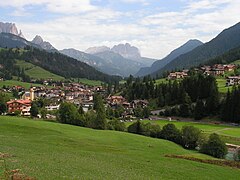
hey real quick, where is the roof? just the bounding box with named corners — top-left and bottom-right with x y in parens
top-left (7, 99), bottom-right (32, 105)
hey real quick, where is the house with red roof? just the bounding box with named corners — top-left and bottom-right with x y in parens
top-left (6, 99), bottom-right (32, 116)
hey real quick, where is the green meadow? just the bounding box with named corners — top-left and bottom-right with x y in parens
top-left (0, 80), bottom-right (45, 89)
top-left (73, 78), bottom-right (102, 86)
top-left (0, 116), bottom-right (239, 179)
top-left (16, 60), bottom-right (65, 81)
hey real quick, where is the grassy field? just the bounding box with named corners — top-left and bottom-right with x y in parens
top-left (1, 116), bottom-right (239, 179)
top-left (233, 59), bottom-right (240, 65)
top-left (73, 78), bottom-right (102, 86)
top-left (155, 78), bottom-right (169, 85)
top-left (16, 60), bottom-right (65, 81)
top-left (216, 78), bottom-right (232, 93)
top-left (0, 80), bottom-right (46, 89)
top-left (126, 120), bottom-right (240, 145)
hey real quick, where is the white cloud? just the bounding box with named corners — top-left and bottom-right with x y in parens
top-left (5, 0), bottom-right (240, 59)
top-left (0, 0), bottom-right (96, 14)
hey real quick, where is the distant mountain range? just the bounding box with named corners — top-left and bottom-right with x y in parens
top-left (1, 21), bottom-right (240, 79)
top-left (61, 44), bottom-right (157, 77)
top-left (85, 43), bottom-right (155, 66)
top-left (135, 40), bottom-right (203, 77)
top-left (0, 22), bottom-right (57, 52)
top-left (60, 48), bottom-right (144, 77)
top-left (0, 21), bottom-right (156, 77)
top-left (148, 22), bottom-right (240, 77)
top-left (0, 33), bottom-right (42, 49)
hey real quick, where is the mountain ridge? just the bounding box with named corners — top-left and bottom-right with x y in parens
top-left (135, 39), bottom-right (203, 77)
top-left (151, 22), bottom-right (240, 77)
top-left (60, 48), bottom-right (144, 77)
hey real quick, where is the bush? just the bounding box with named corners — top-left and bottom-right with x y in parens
top-left (57, 102), bottom-right (85, 126)
top-left (108, 120), bottom-right (126, 132)
top-left (127, 121), bottom-right (161, 137)
top-left (181, 126), bottom-right (201, 149)
top-left (160, 124), bottom-right (182, 144)
top-left (200, 133), bottom-right (227, 158)
top-left (128, 120), bottom-right (142, 134)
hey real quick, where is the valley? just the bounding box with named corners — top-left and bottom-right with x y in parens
top-left (1, 8), bottom-right (240, 180)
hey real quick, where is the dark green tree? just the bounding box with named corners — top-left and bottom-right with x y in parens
top-left (58, 102), bottom-right (84, 126)
top-left (200, 133), bottom-right (227, 158)
top-left (93, 94), bottom-right (107, 130)
top-left (181, 126), bottom-right (201, 149)
top-left (194, 99), bottom-right (205, 120)
top-left (30, 103), bottom-right (39, 118)
top-left (160, 124), bottom-right (182, 144)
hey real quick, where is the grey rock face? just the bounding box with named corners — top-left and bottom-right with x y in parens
top-left (32, 35), bottom-right (56, 51)
top-left (111, 43), bottom-right (141, 60)
top-left (85, 46), bottom-right (111, 54)
top-left (0, 22), bottom-right (25, 38)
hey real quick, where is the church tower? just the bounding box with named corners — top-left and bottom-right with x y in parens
top-left (30, 88), bottom-right (34, 101)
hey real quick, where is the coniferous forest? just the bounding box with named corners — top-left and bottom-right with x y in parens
top-left (121, 74), bottom-right (239, 123)
top-left (0, 47), bottom-right (121, 83)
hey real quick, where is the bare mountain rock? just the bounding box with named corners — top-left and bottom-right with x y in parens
top-left (0, 22), bottom-right (25, 38)
top-left (85, 46), bottom-right (110, 54)
top-left (32, 35), bottom-right (57, 52)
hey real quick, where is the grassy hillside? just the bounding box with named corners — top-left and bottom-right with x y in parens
top-left (216, 78), bottom-right (232, 93)
top-left (16, 60), bottom-right (65, 81)
top-left (233, 59), bottom-right (240, 65)
top-left (0, 80), bottom-right (46, 89)
top-left (0, 116), bottom-right (239, 179)
top-left (126, 120), bottom-right (240, 145)
top-left (73, 78), bottom-right (102, 86)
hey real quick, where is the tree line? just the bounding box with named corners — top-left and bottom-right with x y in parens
top-left (123, 74), bottom-right (221, 119)
top-left (128, 121), bottom-right (227, 159)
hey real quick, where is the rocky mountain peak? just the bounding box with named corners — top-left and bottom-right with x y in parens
top-left (111, 43), bottom-right (141, 60)
top-left (32, 35), bottom-right (44, 44)
top-left (31, 35), bottom-right (56, 51)
top-left (85, 46), bottom-right (111, 54)
top-left (0, 22), bottom-right (25, 38)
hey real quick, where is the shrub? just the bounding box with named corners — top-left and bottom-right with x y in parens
top-left (181, 126), bottom-right (201, 149)
top-left (160, 124), bottom-right (182, 144)
top-left (128, 120), bottom-right (142, 134)
top-left (57, 102), bottom-right (85, 126)
top-left (127, 121), bottom-right (161, 137)
top-left (108, 120), bottom-right (126, 132)
top-left (200, 133), bottom-right (227, 158)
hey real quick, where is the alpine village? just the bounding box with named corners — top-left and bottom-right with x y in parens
top-left (1, 2), bottom-right (240, 179)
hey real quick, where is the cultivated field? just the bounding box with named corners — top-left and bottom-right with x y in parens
top-left (0, 116), bottom-right (239, 179)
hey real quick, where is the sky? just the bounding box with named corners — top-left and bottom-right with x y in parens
top-left (0, 0), bottom-right (240, 59)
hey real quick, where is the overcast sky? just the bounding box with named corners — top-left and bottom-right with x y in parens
top-left (0, 0), bottom-right (240, 59)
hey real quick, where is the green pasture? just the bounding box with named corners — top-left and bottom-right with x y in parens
top-left (0, 116), bottom-right (239, 179)
top-left (16, 60), bottom-right (65, 81)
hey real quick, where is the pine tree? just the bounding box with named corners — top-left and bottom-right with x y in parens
top-left (93, 94), bottom-right (107, 130)
top-left (194, 99), bottom-right (205, 120)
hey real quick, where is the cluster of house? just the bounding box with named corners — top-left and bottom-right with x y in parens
top-left (168, 64), bottom-right (237, 80)
top-left (106, 95), bottom-right (149, 118)
top-left (4, 83), bottom-right (105, 117)
top-left (199, 64), bottom-right (236, 76)
top-left (168, 70), bottom-right (188, 80)
top-left (167, 64), bottom-right (240, 87)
